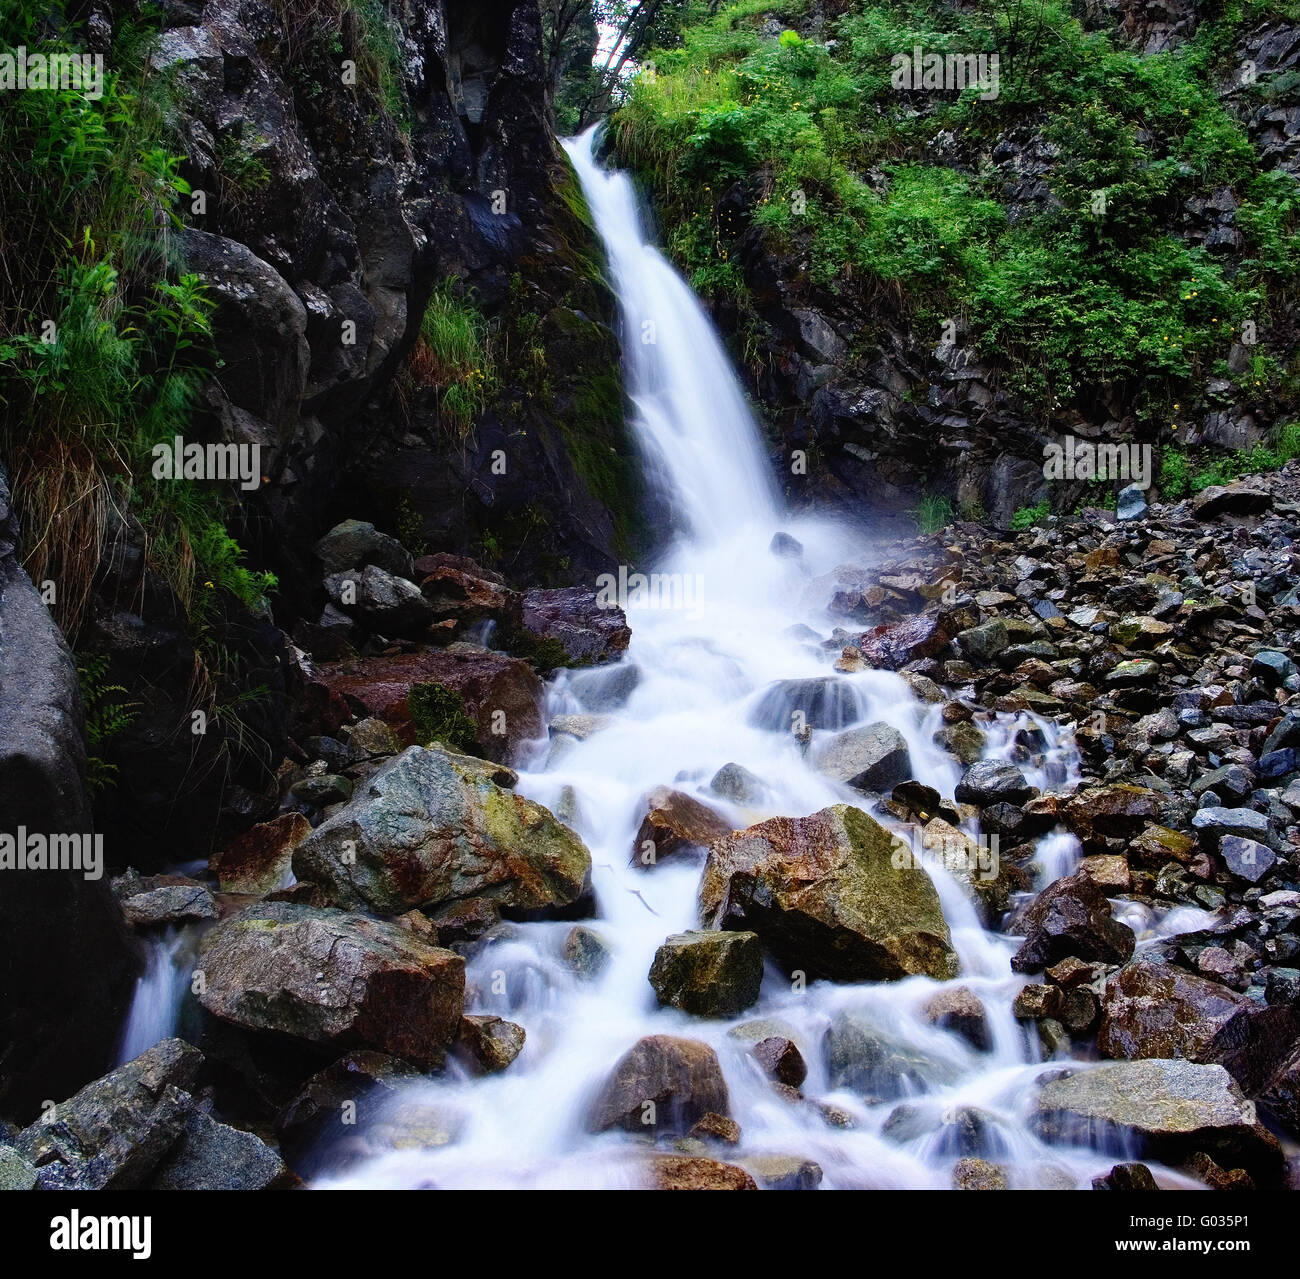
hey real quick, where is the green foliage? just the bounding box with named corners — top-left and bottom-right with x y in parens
top-left (612, 0), bottom-right (1300, 425)
top-left (909, 492), bottom-right (954, 534)
top-left (407, 681), bottom-right (480, 755)
top-left (76, 653), bottom-right (139, 794)
top-left (1010, 501), bottom-right (1050, 530)
top-left (412, 281), bottom-right (498, 436)
top-left (1162, 422), bottom-right (1300, 497)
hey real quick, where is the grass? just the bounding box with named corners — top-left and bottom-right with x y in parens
top-left (910, 492), bottom-right (954, 534)
top-left (402, 281), bottom-right (499, 437)
top-left (1160, 422), bottom-right (1300, 498)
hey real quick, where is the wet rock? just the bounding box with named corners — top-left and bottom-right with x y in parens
top-left (1033, 1060), bottom-right (1281, 1182)
top-left (293, 746), bottom-right (591, 917)
top-left (922, 986), bottom-right (992, 1052)
top-left (148, 1108), bottom-right (289, 1190)
top-left (1092, 1162), bottom-right (1160, 1190)
top-left (709, 762), bottom-right (767, 804)
top-left (14, 1039), bottom-right (203, 1189)
top-left (314, 519), bottom-right (413, 580)
top-left (113, 874), bottom-right (218, 928)
top-left (211, 812), bottom-right (310, 895)
top-left (646, 1154), bottom-right (756, 1190)
top-left (815, 722), bottom-right (913, 792)
top-left (428, 897), bottom-right (499, 945)
top-left (589, 1036), bottom-right (730, 1136)
top-left (1010, 873), bottom-right (1136, 973)
top-left (325, 565), bottom-right (435, 638)
top-left (952, 1157), bottom-right (1008, 1190)
top-left (290, 773), bottom-right (353, 807)
top-left (859, 615), bottom-right (950, 668)
top-left (1191, 764), bottom-right (1254, 804)
top-left (955, 760), bottom-right (1034, 806)
top-left (824, 1011), bottom-right (958, 1100)
top-left (548, 713), bottom-right (612, 743)
top-left (648, 930), bottom-right (763, 1017)
top-left (453, 1015), bottom-right (526, 1074)
top-left (934, 719), bottom-right (987, 764)
top-left (1116, 485), bottom-right (1147, 522)
top-left (701, 804), bottom-right (959, 982)
top-left (508, 586), bottom-right (631, 666)
top-left (1193, 485), bottom-right (1271, 519)
top-left (751, 1036), bottom-right (808, 1087)
top-left (632, 786), bottom-right (732, 868)
top-left (1192, 806), bottom-right (1271, 846)
top-left (1219, 835), bottom-right (1276, 884)
top-left (196, 902), bottom-right (465, 1068)
top-left (1062, 785), bottom-right (1162, 846)
top-left (562, 925), bottom-right (611, 980)
top-left (749, 677), bottom-right (861, 730)
top-left (1106, 658), bottom-right (1160, 687)
top-left (1251, 650), bottom-right (1299, 687)
top-left (744, 1153), bottom-right (823, 1190)
top-left (770, 532), bottom-right (803, 558)
top-left (416, 553), bottom-right (509, 628)
top-left (957, 619), bottom-right (1010, 661)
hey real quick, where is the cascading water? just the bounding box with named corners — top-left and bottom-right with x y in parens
top-left (316, 129), bottom-right (1200, 1189)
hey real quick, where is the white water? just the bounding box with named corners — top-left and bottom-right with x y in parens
top-left (118, 928), bottom-right (195, 1065)
top-left (311, 128), bottom-right (1205, 1190)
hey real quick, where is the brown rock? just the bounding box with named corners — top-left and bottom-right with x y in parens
top-left (751, 1036), bottom-right (808, 1087)
top-left (632, 787), bottom-right (732, 868)
top-left (211, 813), bottom-right (311, 895)
top-left (646, 1155), bottom-right (756, 1190)
top-left (922, 986), bottom-right (992, 1052)
top-left (588, 1036), bottom-right (730, 1136)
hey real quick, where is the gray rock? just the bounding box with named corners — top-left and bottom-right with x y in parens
top-left (325, 564), bottom-right (434, 637)
top-left (1116, 484), bottom-right (1147, 521)
top-left (1252, 650), bottom-right (1299, 687)
top-left (314, 518), bottom-right (414, 579)
top-left (1219, 836), bottom-right (1276, 884)
top-left (824, 1011), bottom-right (958, 1100)
top-left (1192, 806), bottom-right (1271, 843)
top-left (648, 931), bottom-right (763, 1017)
top-left (957, 619), bottom-right (1010, 661)
top-left (709, 762), bottom-right (767, 804)
top-left (149, 1109), bottom-right (288, 1190)
top-left (815, 721), bottom-right (913, 792)
top-left (955, 759), bottom-right (1034, 806)
top-left (0, 1145), bottom-right (38, 1190)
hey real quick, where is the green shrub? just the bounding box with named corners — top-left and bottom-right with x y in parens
top-left (910, 493), bottom-right (954, 534)
top-left (1010, 501), bottom-right (1050, 530)
top-left (408, 681), bottom-right (480, 755)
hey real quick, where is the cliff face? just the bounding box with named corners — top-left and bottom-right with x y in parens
top-left (79, 0), bottom-right (637, 865)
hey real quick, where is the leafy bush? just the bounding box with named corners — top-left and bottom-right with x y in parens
top-left (1010, 501), bottom-right (1050, 530)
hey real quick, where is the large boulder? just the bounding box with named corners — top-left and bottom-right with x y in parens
top-left (1033, 1060), bottom-right (1282, 1182)
top-left (955, 760), bottom-right (1034, 806)
top-left (588, 1036), bottom-right (730, 1136)
top-left (13, 1039), bottom-right (203, 1189)
top-left (324, 564), bottom-right (435, 638)
top-left (293, 745), bottom-right (591, 917)
top-left (505, 586), bottom-right (631, 665)
top-left (0, 463), bottom-right (135, 1117)
top-left (700, 804), bottom-right (958, 982)
top-left (148, 1108), bottom-right (289, 1190)
top-left (748, 677), bottom-right (861, 730)
top-left (648, 931), bottom-right (763, 1016)
top-left (307, 649), bottom-right (543, 763)
top-left (195, 902), bottom-right (465, 1068)
top-left (1099, 960), bottom-right (1299, 1095)
top-left (1010, 873), bottom-right (1135, 973)
top-left (814, 722), bottom-right (913, 792)
top-left (314, 519), bottom-right (414, 580)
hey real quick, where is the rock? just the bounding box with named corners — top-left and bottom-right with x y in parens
top-left (751, 1036), bottom-right (807, 1087)
top-left (346, 717), bottom-right (401, 758)
top-left (648, 931), bottom-right (764, 1016)
top-left (744, 1153), bottom-right (823, 1190)
top-left (770, 532), bottom-right (803, 558)
top-left (113, 876), bottom-right (218, 928)
top-left (508, 586), bottom-right (631, 666)
top-left (955, 760), bottom-right (1034, 806)
top-left (148, 1108), bottom-right (289, 1190)
top-left (211, 812), bottom-right (310, 894)
top-left (858, 615), bottom-right (950, 669)
top-left (548, 713), bottom-right (613, 742)
top-left (632, 786), bottom-right (732, 868)
top-left (701, 804), bottom-right (958, 982)
top-left (957, 619), bottom-right (1010, 661)
top-left (308, 648), bottom-right (543, 764)
top-left (1033, 1060), bottom-right (1281, 1181)
top-left (1106, 658), bottom-right (1160, 687)
top-left (1192, 806), bottom-right (1271, 844)
top-left (952, 1157), bottom-right (1008, 1190)
top-left (453, 1015), bottom-right (526, 1074)
top-left (1010, 873), bottom-right (1136, 973)
top-left (1251, 650), bottom-right (1299, 687)
top-left (1062, 785), bottom-right (1162, 845)
top-left (1092, 1162), bottom-right (1160, 1190)
top-left (934, 719), bottom-right (987, 764)
top-left (324, 564), bottom-right (435, 637)
top-left (314, 519), bottom-right (414, 580)
top-left (922, 986), bottom-right (992, 1052)
top-left (196, 902), bottom-right (465, 1068)
top-left (562, 925), bottom-right (611, 980)
top-left (1128, 824), bottom-right (1197, 867)
top-left (0, 1145), bottom-right (38, 1190)
top-left (1116, 484), bottom-right (1147, 521)
top-left (815, 722), bottom-right (913, 792)
top-left (1193, 485), bottom-right (1271, 519)
top-left (0, 457), bottom-right (135, 1114)
top-left (1191, 764), bottom-right (1254, 803)
top-left (293, 746), bottom-right (592, 917)
top-left (645, 1155), bottom-right (756, 1190)
top-left (290, 773), bottom-right (354, 807)
top-left (824, 1011), bottom-right (958, 1100)
top-left (709, 762), bottom-right (767, 804)
top-left (589, 1036), bottom-right (730, 1136)
top-left (1219, 835), bottom-right (1276, 884)
top-left (749, 677), bottom-right (861, 730)
top-left (416, 553), bottom-right (509, 627)
top-left (14, 1039), bottom-right (203, 1189)
top-left (427, 896), bottom-right (499, 944)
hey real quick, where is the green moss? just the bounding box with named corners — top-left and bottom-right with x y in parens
top-left (408, 681), bottom-right (480, 755)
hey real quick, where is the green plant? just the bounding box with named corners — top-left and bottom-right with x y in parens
top-left (910, 493), bottom-right (954, 534)
top-left (77, 653), bottom-right (139, 793)
top-left (1010, 500), bottom-right (1050, 530)
top-left (408, 681), bottom-right (480, 755)
top-left (407, 281), bottom-right (498, 436)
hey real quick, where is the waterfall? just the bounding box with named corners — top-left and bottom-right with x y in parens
top-left (117, 928), bottom-right (194, 1065)
top-left (319, 130), bottom-right (1194, 1191)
